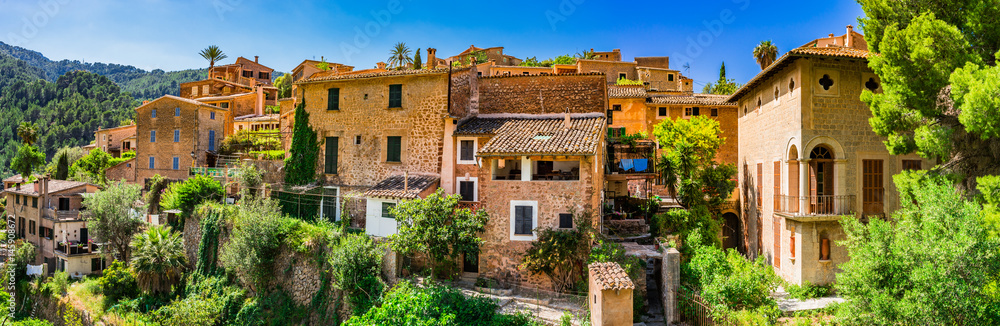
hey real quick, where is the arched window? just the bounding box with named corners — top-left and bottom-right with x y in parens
top-left (810, 146), bottom-right (833, 159)
top-left (789, 78), bottom-right (795, 91)
top-left (808, 145), bottom-right (835, 214)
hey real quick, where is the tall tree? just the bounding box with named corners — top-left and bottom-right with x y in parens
top-left (130, 225), bottom-right (187, 295)
top-left (10, 145), bottom-right (45, 178)
top-left (283, 100), bottom-right (319, 185)
top-left (654, 116), bottom-right (737, 208)
top-left (389, 189), bottom-right (488, 278)
top-left (412, 48), bottom-right (422, 70)
top-left (703, 62), bottom-right (742, 95)
top-left (81, 181), bottom-right (146, 262)
top-left (198, 45), bottom-right (228, 71)
top-left (16, 122), bottom-right (37, 145)
top-left (858, 0), bottom-right (1000, 191)
top-left (752, 40), bottom-right (778, 70)
top-left (387, 42), bottom-right (413, 70)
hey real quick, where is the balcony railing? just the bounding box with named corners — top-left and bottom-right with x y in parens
top-left (190, 167), bottom-right (240, 178)
top-left (55, 241), bottom-right (99, 256)
top-left (606, 141), bottom-right (657, 175)
top-left (774, 195), bottom-right (855, 216)
top-left (43, 208), bottom-right (82, 221)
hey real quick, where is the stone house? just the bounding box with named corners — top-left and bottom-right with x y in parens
top-left (728, 26), bottom-right (931, 285)
top-left (134, 95), bottom-right (231, 182)
top-left (93, 124), bottom-right (136, 157)
top-left (209, 56), bottom-right (275, 87)
top-left (4, 177), bottom-right (105, 276)
top-left (447, 45), bottom-right (522, 66)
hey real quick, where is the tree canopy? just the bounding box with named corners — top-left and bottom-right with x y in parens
top-left (81, 181), bottom-right (146, 261)
top-left (653, 116), bottom-right (737, 208)
top-left (389, 189), bottom-right (488, 277)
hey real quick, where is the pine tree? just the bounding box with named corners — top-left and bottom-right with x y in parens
top-left (284, 100), bottom-right (320, 185)
top-left (413, 48), bottom-right (423, 70)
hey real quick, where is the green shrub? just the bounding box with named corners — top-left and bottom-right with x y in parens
top-left (162, 174), bottom-right (225, 220)
top-left (249, 150), bottom-right (285, 161)
top-left (653, 206), bottom-right (720, 249)
top-left (155, 294), bottom-right (223, 326)
top-left (98, 260), bottom-right (139, 302)
top-left (329, 233), bottom-right (384, 315)
top-left (787, 281), bottom-right (833, 300)
top-left (344, 281), bottom-right (540, 326)
top-left (220, 196), bottom-right (288, 292)
top-left (41, 271), bottom-right (70, 297)
top-left (12, 318), bottom-right (54, 326)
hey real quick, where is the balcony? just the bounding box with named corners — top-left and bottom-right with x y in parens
top-left (55, 241), bottom-right (99, 257)
top-left (774, 195), bottom-right (856, 221)
top-left (43, 208), bottom-right (82, 221)
top-left (606, 140), bottom-right (657, 176)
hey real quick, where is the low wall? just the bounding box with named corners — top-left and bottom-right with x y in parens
top-left (661, 247), bottom-right (680, 324)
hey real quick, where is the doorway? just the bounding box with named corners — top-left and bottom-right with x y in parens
top-left (809, 146), bottom-right (835, 214)
top-left (721, 212), bottom-right (745, 254)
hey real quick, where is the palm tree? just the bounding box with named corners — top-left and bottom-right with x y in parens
top-left (199, 45), bottom-right (228, 71)
top-left (17, 122), bottom-right (37, 146)
top-left (131, 225), bottom-right (187, 295)
top-left (387, 42), bottom-right (413, 70)
top-left (753, 40), bottom-right (778, 70)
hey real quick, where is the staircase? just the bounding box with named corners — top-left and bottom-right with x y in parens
top-left (649, 184), bottom-right (682, 214)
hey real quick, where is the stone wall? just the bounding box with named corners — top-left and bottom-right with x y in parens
top-left (477, 74), bottom-right (607, 115)
top-left (105, 158), bottom-right (136, 183)
top-left (449, 67), bottom-right (477, 118)
top-left (577, 60), bottom-right (638, 84)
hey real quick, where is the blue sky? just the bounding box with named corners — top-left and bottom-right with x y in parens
top-left (0, 0), bottom-right (865, 89)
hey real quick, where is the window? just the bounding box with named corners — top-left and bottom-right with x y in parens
top-left (386, 136), bottom-right (401, 162)
top-left (32, 197), bottom-right (36, 208)
top-left (523, 72), bottom-right (530, 75)
top-left (325, 137), bottom-right (338, 174)
top-left (458, 139), bottom-right (476, 164)
top-left (151, 109), bottom-right (157, 118)
top-left (618, 73), bottom-right (627, 80)
top-left (242, 71), bottom-right (253, 78)
top-left (354, 135), bottom-right (362, 145)
top-left (774, 161), bottom-right (781, 210)
top-left (658, 107), bottom-right (667, 117)
top-left (172, 157), bottom-right (179, 170)
top-left (612, 104), bottom-right (621, 111)
top-left (29, 221), bottom-right (35, 235)
top-left (388, 84), bottom-right (402, 108)
top-left (210, 112), bottom-right (215, 120)
top-left (58, 198), bottom-right (69, 211)
top-left (149, 157), bottom-right (155, 169)
top-left (668, 74), bottom-right (674, 81)
top-left (819, 74), bottom-right (834, 91)
top-left (220, 102), bottom-right (229, 109)
top-left (102, 134), bottom-right (107, 141)
top-left (510, 200), bottom-right (538, 240)
top-left (91, 258), bottom-right (103, 272)
top-left (259, 72), bottom-right (270, 80)
top-left (711, 108), bottom-right (719, 117)
top-left (685, 107), bottom-right (700, 116)
top-left (381, 202), bottom-right (396, 219)
top-left (606, 110), bottom-right (614, 125)
top-left (477, 72), bottom-right (482, 77)
top-left (327, 88), bottom-right (340, 110)
top-left (865, 77), bottom-right (880, 92)
top-left (559, 213), bottom-right (573, 229)
top-left (208, 130), bottom-right (216, 151)
top-left (173, 129), bottom-right (180, 142)
top-left (532, 160), bottom-right (580, 180)
top-left (863, 159), bottom-right (885, 216)
top-left (150, 130), bottom-right (156, 142)
top-left (174, 107), bottom-right (180, 117)
top-left (902, 159), bottom-right (922, 171)
top-left (15, 195), bottom-right (19, 205)
top-left (757, 163), bottom-right (763, 209)
top-left (458, 179), bottom-right (477, 201)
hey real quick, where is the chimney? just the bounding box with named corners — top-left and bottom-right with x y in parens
top-left (255, 56), bottom-right (259, 63)
top-left (403, 172), bottom-right (409, 194)
top-left (564, 110), bottom-right (571, 129)
top-left (142, 100), bottom-right (150, 105)
top-left (846, 25), bottom-right (854, 48)
top-left (427, 48), bottom-right (437, 69)
top-left (42, 175), bottom-right (48, 196)
top-left (377, 62), bottom-right (387, 70)
top-left (255, 86), bottom-right (264, 115)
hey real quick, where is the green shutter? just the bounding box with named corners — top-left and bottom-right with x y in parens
top-left (327, 88), bottom-right (340, 110)
top-left (325, 137), bottom-right (338, 174)
top-left (387, 136), bottom-right (401, 162)
top-left (388, 84), bottom-right (402, 108)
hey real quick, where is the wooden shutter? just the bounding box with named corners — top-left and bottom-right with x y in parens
top-left (387, 136), bottom-right (401, 162)
top-left (902, 159), bottom-right (921, 171)
top-left (863, 159), bottom-right (884, 216)
top-left (788, 163), bottom-right (799, 212)
top-left (515, 206), bottom-right (532, 235)
top-left (773, 161), bottom-right (781, 211)
top-left (559, 213), bottom-right (573, 229)
top-left (459, 181), bottom-right (475, 201)
top-left (756, 163), bottom-right (763, 209)
top-left (809, 162), bottom-right (818, 213)
top-left (325, 137), bottom-right (338, 174)
top-left (388, 84), bottom-right (402, 108)
top-left (773, 215), bottom-right (781, 268)
top-left (460, 140), bottom-right (474, 161)
top-left (327, 88), bottom-right (340, 110)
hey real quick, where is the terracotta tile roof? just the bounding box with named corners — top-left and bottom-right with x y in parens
top-left (195, 92), bottom-right (256, 102)
top-left (589, 262), bottom-right (635, 291)
top-left (455, 115), bottom-right (605, 156)
top-left (5, 180), bottom-right (92, 197)
top-left (608, 86), bottom-right (647, 98)
top-left (3, 174), bottom-right (24, 183)
top-left (137, 95), bottom-right (230, 112)
top-left (649, 94), bottom-right (735, 106)
top-left (729, 43), bottom-right (870, 102)
top-left (478, 72), bottom-right (604, 79)
top-left (363, 174), bottom-right (440, 199)
top-left (234, 114), bottom-right (279, 122)
top-left (300, 68), bottom-right (449, 83)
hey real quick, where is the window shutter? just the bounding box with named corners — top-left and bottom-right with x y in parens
top-left (327, 88), bottom-right (340, 110)
top-left (381, 202), bottom-right (395, 219)
top-left (208, 130), bottom-right (216, 151)
top-left (325, 137), bottom-right (339, 174)
top-left (559, 213), bottom-right (573, 229)
top-left (387, 136), bottom-right (401, 162)
top-left (460, 140), bottom-right (474, 161)
top-left (389, 84), bottom-right (402, 108)
top-left (459, 181), bottom-right (475, 201)
top-left (515, 206), bottom-right (533, 235)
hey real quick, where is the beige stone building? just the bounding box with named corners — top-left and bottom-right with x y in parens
top-left (447, 45), bottom-right (522, 66)
top-left (134, 95), bottom-right (231, 182)
top-left (4, 177), bottom-right (104, 276)
top-left (93, 124), bottom-right (136, 157)
top-left (729, 26), bottom-right (931, 285)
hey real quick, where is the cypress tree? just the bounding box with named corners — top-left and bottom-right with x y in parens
top-left (55, 151), bottom-right (69, 180)
top-left (284, 99), bottom-right (320, 185)
top-left (413, 48), bottom-right (423, 70)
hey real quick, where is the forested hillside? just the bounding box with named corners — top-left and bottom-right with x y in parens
top-left (0, 53), bottom-right (138, 179)
top-left (0, 41), bottom-right (205, 100)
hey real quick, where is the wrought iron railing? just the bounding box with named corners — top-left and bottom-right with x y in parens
top-left (774, 195), bottom-right (856, 216)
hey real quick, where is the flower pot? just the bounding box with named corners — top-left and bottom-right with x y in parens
top-left (820, 238), bottom-right (830, 260)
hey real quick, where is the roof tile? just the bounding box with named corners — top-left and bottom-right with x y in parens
top-left (589, 262), bottom-right (635, 291)
top-left (363, 174), bottom-right (440, 199)
top-left (455, 116), bottom-right (605, 156)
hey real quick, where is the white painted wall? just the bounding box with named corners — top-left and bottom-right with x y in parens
top-left (365, 198), bottom-right (400, 237)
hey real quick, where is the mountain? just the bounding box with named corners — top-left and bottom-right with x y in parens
top-left (0, 41), bottom-right (206, 100)
top-left (0, 52), bottom-right (138, 179)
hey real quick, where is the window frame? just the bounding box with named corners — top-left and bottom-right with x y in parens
top-left (149, 157), bottom-right (155, 170)
top-left (386, 136), bottom-right (402, 163)
top-left (388, 84), bottom-right (403, 108)
top-left (658, 107), bottom-right (667, 117)
top-left (509, 200), bottom-right (538, 241)
top-left (327, 88), bottom-right (340, 111)
top-left (150, 130), bottom-right (156, 142)
top-left (173, 129), bottom-right (180, 143)
top-left (457, 137), bottom-right (478, 165)
top-left (172, 157), bottom-right (180, 170)
top-left (558, 213), bottom-right (573, 229)
top-left (457, 177), bottom-right (478, 202)
top-left (325, 136), bottom-right (339, 174)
